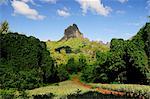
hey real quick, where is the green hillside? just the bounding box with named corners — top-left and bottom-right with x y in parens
top-left (46, 38), bottom-right (109, 65)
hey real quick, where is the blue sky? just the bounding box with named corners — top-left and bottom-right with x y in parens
top-left (0, 0), bottom-right (150, 43)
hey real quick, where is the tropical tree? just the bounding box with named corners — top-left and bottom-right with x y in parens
top-left (66, 57), bottom-right (78, 74)
top-left (148, 16), bottom-right (150, 22)
top-left (57, 64), bottom-right (69, 81)
top-left (126, 41), bottom-right (150, 84)
top-left (78, 54), bottom-right (87, 71)
top-left (0, 20), bottom-right (9, 34)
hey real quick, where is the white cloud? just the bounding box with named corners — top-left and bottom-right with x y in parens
top-left (117, 0), bottom-right (128, 3)
top-left (75, 0), bottom-right (112, 16)
top-left (57, 7), bottom-right (70, 17)
top-left (11, 0), bottom-right (45, 20)
top-left (116, 10), bottom-right (125, 14)
top-left (41, 0), bottom-right (58, 3)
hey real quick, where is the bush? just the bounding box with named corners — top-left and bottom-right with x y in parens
top-left (0, 89), bottom-right (16, 99)
top-left (57, 64), bottom-right (69, 81)
top-left (66, 57), bottom-right (78, 74)
top-left (18, 90), bottom-right (29, 99)
top-left (32, 93), bottom-right (54, 99)
top-left (81, 65), bottom-right (95, 82)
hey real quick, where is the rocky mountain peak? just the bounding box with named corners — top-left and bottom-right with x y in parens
top-left (59, 24), bottom-right (83, 41)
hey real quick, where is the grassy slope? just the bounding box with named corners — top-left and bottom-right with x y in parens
top-left (27, 80), bottom-right (92, 98)
top-left (90, 83), bottom-right (150, 93)
top-left (46, 38), bottom-right (109, 53)
top-left (46, 38), bottom-right (109, 65)
top-left (27, 79), bottom-right (150, 98)
top-left (1, 80), bottom-right (149, 98)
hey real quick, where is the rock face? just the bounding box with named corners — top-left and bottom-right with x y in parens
top-left (59, 24), bottom-right (83, 41)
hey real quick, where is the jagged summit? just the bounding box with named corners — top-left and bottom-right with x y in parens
top-left (59, 24), bottom-right (83, 41)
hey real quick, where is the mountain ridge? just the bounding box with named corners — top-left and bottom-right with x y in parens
top-left (59, 24), bottom-right (84, 41)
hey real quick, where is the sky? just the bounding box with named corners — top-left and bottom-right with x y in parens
top-left (0, 0), bottom-right (150, 43)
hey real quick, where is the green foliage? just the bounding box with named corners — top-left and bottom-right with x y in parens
top-left (143, 23), bottom-right (150, 66)
top-left (110, 39), bottom-right (125, 53)
top-left (1, 33), bottom-right (42, 68)
top-left (78, 54), bottom-right (87, 71)
top-left (32, 93), bottom-right (54, 99)
top-left (40, 45), bottom-right (55, 83)
top-left (46, 38), bottom-right (109, 83)
top-left (18, 90), bottom-right (29, 99)
top-left (57, 64), bottom-right (69, 81)
top-left (0, 89), bottom-right (16, 99)
top-left (81, 65), bottom-right (95, 82)
top-left (0, 32), bottom-right (55, 89)
top-left (0, 20), bottom-right (9, 34)
top-left (96, 51), bottom-right (107, 66)
top-left (125, 41), bottom-right (149, 84)
top-left (66, 57), bottom-right (78, 74)
top-left (91, 39), bottom-right (126, 83)
top-left (0, 65), bottom-right (42, 89)
top-left (130, 23), bottom-right (150, 83)
top-left (81, 50), bottom-right (109, 83)
top-left (92, 51), bottom-right (109, 83)
top-left (106, 39), bottom-right (149, 84)
top-left (106, 52), bottom-right (126, 82)
top-left (46, 38), bottom-right (109, 66)
top-left (105, 35), bottom-right (150, 84)
top-left (132, 23), bottom-right (150, 66)
top-left (108, 39), bottom-right (149, 84)
top-left (67, 91), bottom-right (129, 99)
top-left (81, 23), bottom-right (150, 84)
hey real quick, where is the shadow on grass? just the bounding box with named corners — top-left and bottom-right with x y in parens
top-left (67, 91), bottom-right (134, 99)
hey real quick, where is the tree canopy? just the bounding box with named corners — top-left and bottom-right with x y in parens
top-left (0, 20), bottom-right (9, 34)
top-left (0, 32), bottom-right (55, 89)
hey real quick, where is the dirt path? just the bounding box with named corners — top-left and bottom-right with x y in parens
top-left (72, 76), bottom-right (125, 96)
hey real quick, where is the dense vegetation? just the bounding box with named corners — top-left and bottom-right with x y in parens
top-left (0, 20), bottom-right (150, 94)
top-left (90, 83), bottom-right (150, 98)
top-left (81, 23), bottom-right (150, 84)
top-left (46, 37), bottom-right (109, 82)
top-left (0, 21), bottom-right (56, 90)
top-left (67, 91), bottom-right (131, 99)
top-left (47, 23), bottom-right (150, 85)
